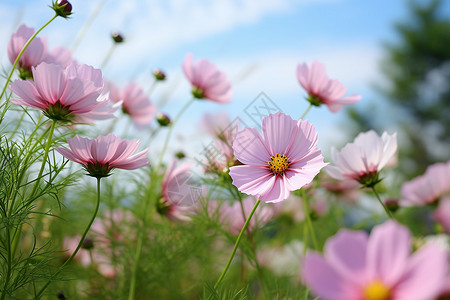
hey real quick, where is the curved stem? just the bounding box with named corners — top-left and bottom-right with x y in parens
top-left (36, 177), bottom-right (102, 299)
top-left (371, 186), bottom-right (393, 219)
top-left (214, 199), bottom-right (261, 289)
top-left (155, 98), bottom-right (194, 171)
top-left (0, 13), bottom-right (58, 109)
top-left (300, 103), bottom-right (313, 120)
top-left (30, 120), bottom-right (56, 198)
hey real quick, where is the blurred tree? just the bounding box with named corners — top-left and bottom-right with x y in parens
top-left (347, 0), bottom-right (450, 179)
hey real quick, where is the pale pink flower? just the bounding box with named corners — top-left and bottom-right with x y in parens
top-left (302, 220), bottom-right (449, 300)
top-left (400, 161), bottom-right (450, 206)
top-left (43, 46), bottom-right (74, 67)
top-left (220, 197), bottom-right (276, 235)
top-left (55, 134), bottom-right (149, 178)
top-left (229, 112), bottom-right (327, 203)
top-left (9, 62), bottom-right (116, 124)
top-left (62, 236), bottom-right (90, 266)
top-left (321, 173), bottom-right (360, 204)
top-left (326, 130), bottom-right (397, 187)
top-left (296, 61), bottom-right (361, 112)
top-left (158, 159), bottom-right (200, 221)
top-left (182, 53), bottom-right (232, 103)
top-left (434, 197), bottom-right (450, 234)
top-left (105, 81), bottom-right (156, 127)
top-left (8, 24), bottom-right (47, 77)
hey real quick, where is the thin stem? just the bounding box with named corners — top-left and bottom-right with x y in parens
top-left (214, 199), bottom-right (261, 289)
top-left (9, 108), bottom-right (28, 139)
top-left (71, 0), bottom-right (107, 53)
top-left (0, 13), bottom-right (58, 109)
top-left (300, 103), bottom-right (313, 120)
top-left (100, 43), bottom-right (116, 70)
top-left (36, 177), bottom-right (102, 299)
top-left (155, 98), bottom-right (194, 171)
top-left (30, 120), bottom-right (56, 198)
top-left (128, 173), bottom-right (153, 300)
top-left (371, 186), bottom-right (393, 219)
top-left (302, 189), bottom-right (319, 250)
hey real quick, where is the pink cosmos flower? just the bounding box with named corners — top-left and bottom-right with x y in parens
top-left (9, 62), bottom-right (116, 124)
top-left (302, 220), bottom-right (449, 300)
top-left (157, 159), bottom-right (200, 221)
top-left (326, 130), bottom-right (397, 187)
top-left (229, 112), bottom-right (327, 203)
top-left (8, 24), bottom-right (47, 78)
top-left (105, 81), bottom-right (156, 128)
top-left (400, 161), bottom-right (450, 206)
top-left (296, 61), bottom-right (361, 112)
top-left (55, 134), bottom-right (149, 178)
top-left (182, 53), bottom-right (232, 103)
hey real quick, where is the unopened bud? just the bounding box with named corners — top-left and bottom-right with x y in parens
top-left (81, 237), bottom-right (94, 250)
top-left (112, 32), bottom-right (124, 43)
top-left (153, 69), bottom-right (166, 81)
top-left (156, 112), bottom-right (171, 127)
top-left (175, 151), bottom-right (185, 159)
top-left (385, 198), bottom-right (399, 213)
top-left (57, 291), bottom-right (66, 299)
top-left (52, 0), bottom-right (72, 18)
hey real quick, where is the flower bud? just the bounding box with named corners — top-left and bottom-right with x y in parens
top-left (52, 0), bottom-right (73, 18)
top-left (57, 291), bottom-right (67, 300)
top-left (153, 69), bottom-right (166, 81)
top-left (384, 198), bottom-right (399, 213)
top-left (156, 112), bottom-right (171, 127)
top-left (112, 32), bottom-right (124, 43)
top-left (81, 237), bottom-right (94, 250)
top-left (175, 151), bottom-right (185, 159)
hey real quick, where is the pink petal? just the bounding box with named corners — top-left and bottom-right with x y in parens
top-left (232, 127), bottom-right (270, 166)
top-left (366, 220), bottom-right (411, 285)
top-left (262, 112), bottom-right (298, 155)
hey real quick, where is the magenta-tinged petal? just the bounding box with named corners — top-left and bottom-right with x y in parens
top-left (302, 252), bottom-right (361, 300)
top-left (33, 63), bottom-right (66, 104)
top-left (366, 220), bottom-right (411, 285)
top-left (262, 112), bottom-right (298, 155)
top-left (324, 229), bottom-right (368, 286)
top-left (229, 165), bottom-right (274, 199)
top-left (233, 127), bottom-right (270, 166)
top-left (393, 244), bottom-right (448, 300)
top-left (9, 79), bottom-right (47, 109)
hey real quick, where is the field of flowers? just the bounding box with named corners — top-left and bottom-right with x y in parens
top-left (0, 1), bottom-right (449, 299)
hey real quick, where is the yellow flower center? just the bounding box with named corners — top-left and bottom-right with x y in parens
top-left (363, 280), bottom-right (391, 300)
top-left (268, 153), bottom-right (290, 175)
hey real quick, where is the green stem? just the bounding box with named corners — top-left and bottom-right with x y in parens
top-left (155, 98), bottom-right (194, 171)
top-left (128, 176), bottom-right (153, 300)
top-left (371, 186), bottom-right (393, 219)
top-left (30, 120), bottom-right (56, 198)
top-left (36, 177), bottom-right (102, 299)
top-left (214, 199), bottom-right (261, 289)
top-left (302, 189), bottom-right (319, 251)
top-left (0, 13), bottom-right (58, 111)
top-left (9, 108), bottom-right (28, 139)
top-left (300, 103), bottom-right (313, 120)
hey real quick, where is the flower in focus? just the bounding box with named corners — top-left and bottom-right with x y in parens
top-left (182, 53), bottom-right (232, 103)
top-left (52, 0), bottom-right (73, 18)
top-left (229, 112), bottom-right (327, 203)
top-left (400, 161), bottom-right (450, 206)
top-left (302, 220), bottom-right (448, 300)
top-left (55, 134), bottom-right (149, 178)
top-left (157, 159), bottom-right (201, 222)
top-left (326, 130), bottom-right (397, 187)
top-left (296, 61), bottom-right (361, 112)
top-left (8, 24), bottom-right (47, 79)
top-left (9, 62), bottom-right (116, 124)
top-left (220, 196), bottom-right (276, 235)
top-left (106, 81), bottom-right (156, 128)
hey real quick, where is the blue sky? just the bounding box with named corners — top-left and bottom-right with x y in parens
top-left (1, 0), bottom-right (449, 161)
